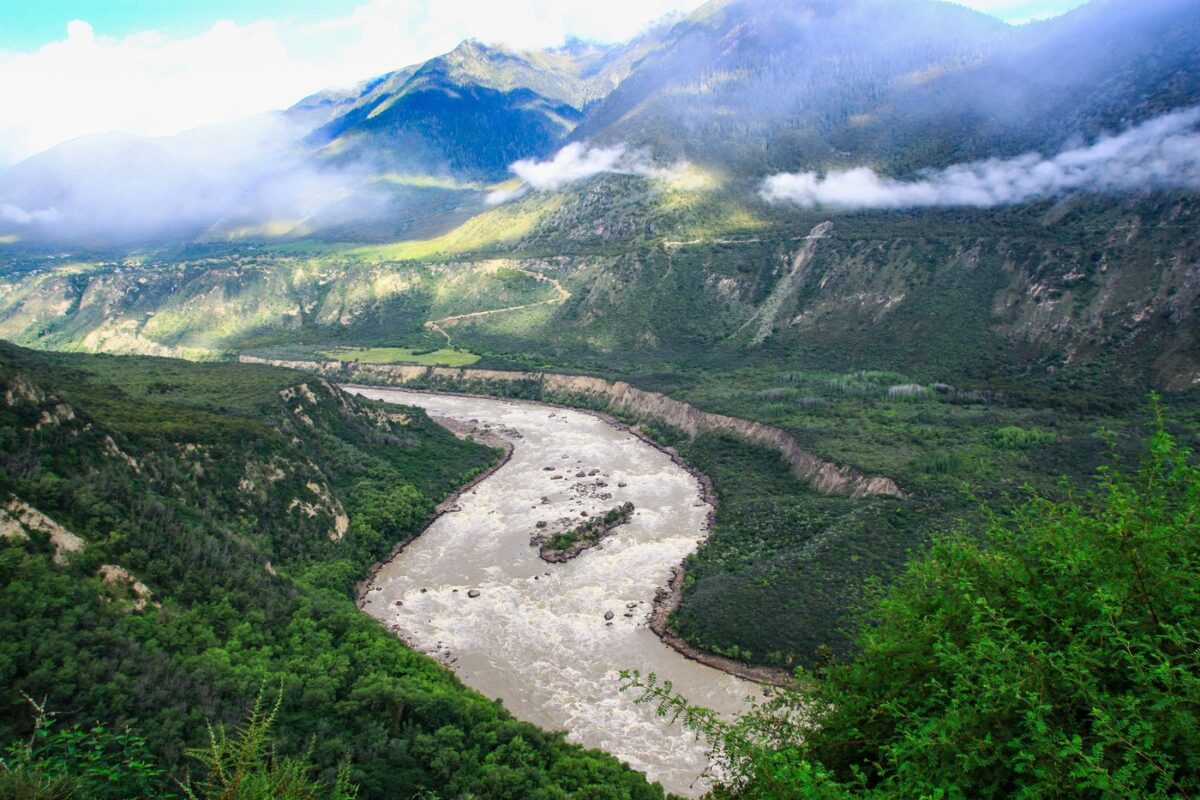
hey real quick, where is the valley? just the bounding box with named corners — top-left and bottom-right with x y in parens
top-left (2, 0), bottom-right (1199, 796)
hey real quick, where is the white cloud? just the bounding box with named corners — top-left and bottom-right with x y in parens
top-left (0, 19), bottom-right (331, 165)
top-left (0, 113), bottom-right (391, 243)
top-left (761, 107), bottom-right (1200, 209)
top-left (487, 142), bottom-right (686, 203)
top-left (0, 1), bottom-right (696, 166)
top-left (946, 0), bottom-right (1087, 23)
top-left (513, 143), bottom-right (632, 190)
top-left (0, 204), bottom-right (60, 225)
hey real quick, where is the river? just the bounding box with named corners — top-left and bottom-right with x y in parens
top-left (349, 387), bottom-right (755, 797)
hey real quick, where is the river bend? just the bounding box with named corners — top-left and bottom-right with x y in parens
top-left (349, 388), bottom-right (754, 797)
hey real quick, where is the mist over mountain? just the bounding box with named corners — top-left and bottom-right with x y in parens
top-left (761, 106), bottom-right (1200, 209)
top-left (0, 0), bottom-right (1196, 245)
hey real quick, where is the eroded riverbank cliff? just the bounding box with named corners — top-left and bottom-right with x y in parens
top-left (239, 357), bottom-right (904, 500)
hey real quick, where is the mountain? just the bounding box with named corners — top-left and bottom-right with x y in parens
top-left (572, 0), bottom-right (1200, 173)
top-left (294, 30), bottom-right (674, 177)
top-left (2, 0), bottom-right (1197, 246)
top-left (869, 0), bottom-right (1200, 171)
top-left (299, 41), bottom-right (585, 176)
top-left (0, 0), bottom-right (1197, 388)
top-left (572, 0), bottom-right (1009, 170)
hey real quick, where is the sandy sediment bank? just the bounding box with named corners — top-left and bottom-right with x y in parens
top-left (243, 357), bottom-right (904, 500)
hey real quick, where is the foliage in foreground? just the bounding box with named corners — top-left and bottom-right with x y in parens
top-left (181, 691), bottom-right (357, 800)
top-left (631, 405), bottom-right (1200, 798)
top-left (0, 690), bottom-right (355, 800)
top-left (0, 694), bottom-right (172, 800)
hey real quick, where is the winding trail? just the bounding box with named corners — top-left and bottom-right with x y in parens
top-left (424, 268), bottom-right (570, 346)
top-left (351, 388), bottom-right (756, 798)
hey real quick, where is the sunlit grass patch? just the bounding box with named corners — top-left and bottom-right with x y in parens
top-left (352, 194), bottom-right (566, 262)
top-left (318, 346), bottom-right (480, 366)
top-left (375, 172), bottom-right (485, 191)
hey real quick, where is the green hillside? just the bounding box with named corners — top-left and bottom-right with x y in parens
top-left (0, 344), bottom-right (666, 799)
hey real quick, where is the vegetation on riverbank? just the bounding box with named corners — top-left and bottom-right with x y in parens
top-left (631, 407), bottom-right (1200, 798)
top-left (317, 361), bottom-right (1183, 671)
top-left (318, 346), bottom-right (481, 367)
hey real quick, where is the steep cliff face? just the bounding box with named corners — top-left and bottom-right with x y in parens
top-left (771, 201), bottom-right (1200, 388)
top-left (239, 356), bottom-right (905, 499)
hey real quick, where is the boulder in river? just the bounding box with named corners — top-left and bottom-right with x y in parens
top-left (604, 610), bottom-right (615, 621)
top-left (468, 589), bottom-right (481, 598)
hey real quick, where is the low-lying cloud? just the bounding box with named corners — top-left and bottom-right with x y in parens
top-left (0, 204), bottom-right (60, 225)
top-left (762, 106), bottom-right (1200, 209)
top-left (488, 142), bottom-right (680, 204)
top-left (0, 114), bottom-right (392, 244)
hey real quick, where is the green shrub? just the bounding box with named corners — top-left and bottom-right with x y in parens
top-left (992, 425), bottom-right (1057, 450)
top-left (911, 449), bottom-right (962, 474)
top-left (635, 404), bottom-right (1200, 799)
top-left (182, 691), bottom-right (356, 800)
top-left (0, 697), bottom-right (173, 800)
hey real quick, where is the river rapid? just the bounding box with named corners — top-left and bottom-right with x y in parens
top-left (349, 387), bottom-right (755, 797)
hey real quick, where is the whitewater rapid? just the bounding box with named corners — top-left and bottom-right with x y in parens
top-left (349, 387), bottom-right (754, 797)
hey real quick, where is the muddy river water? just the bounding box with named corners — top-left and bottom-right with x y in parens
top-left (349, 387), bottom-right (755, 797)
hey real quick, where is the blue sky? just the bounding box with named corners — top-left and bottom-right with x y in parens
top-left (0, 0), bottom-right (1089, 47)
top-left (0, 1), bottom-right (317, 49)
top-left (0, 0), bottom-right (1091, 164)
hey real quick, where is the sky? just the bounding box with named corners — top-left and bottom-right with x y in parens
top-left (0, 0), bottom-right (1090, 166)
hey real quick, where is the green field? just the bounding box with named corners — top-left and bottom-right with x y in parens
top-left (319, 346), bottom-right (481, 366)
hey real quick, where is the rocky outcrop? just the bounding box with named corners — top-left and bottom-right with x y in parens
top-left (1, 498), bottom-right (86, 564)
top-left (534, 502), bottom-right (635, 562)
top-left (240, 356), bottom-right (905, 499)
top-left (98, 564), bottom-right (158, 612)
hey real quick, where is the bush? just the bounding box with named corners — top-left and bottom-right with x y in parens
top-left (182, 691), bottom-right (357, 800)
top-left (992, 425), bottom-right (1057, 450)
top-left (911, 449), bottom-right (962, 474)
top-left (0, 696), bottom-right (173, 800)
top-left (635, 403), bottom-right (1200, 799)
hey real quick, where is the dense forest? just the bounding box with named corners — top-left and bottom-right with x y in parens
top-left (0, 344), bottom-right (666, 799)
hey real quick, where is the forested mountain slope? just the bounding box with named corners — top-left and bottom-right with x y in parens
top-left (0, 344), bottom-right (666, 799)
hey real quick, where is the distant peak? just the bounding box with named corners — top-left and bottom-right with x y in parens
top-left (451, 39), bottom-right (488, 56)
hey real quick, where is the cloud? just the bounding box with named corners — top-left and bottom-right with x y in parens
top-left (0, 19), bottom-right (332, 166)
top-left (761, 107), bottom-right (1200, 209)
top-left (488, 142), bottom-right (686, 203)
top-left (0, 204), bottom-right (60, 225)
top-left (512, 143), bottom-right (633, 191)
top-left (946, 0), bottom-right (1087, 23)
top-left (0, 114), bottom-right (391, 243)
